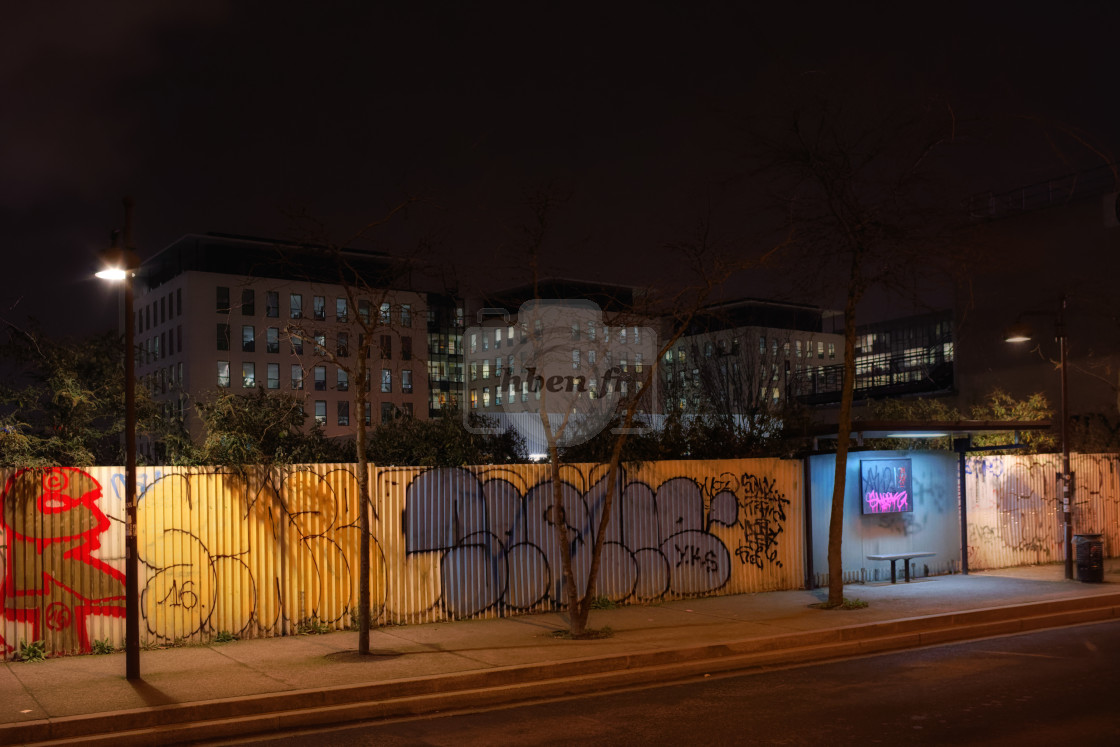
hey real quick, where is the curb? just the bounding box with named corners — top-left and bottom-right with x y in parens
top-left (5, 593), bottom-right (1119, 746)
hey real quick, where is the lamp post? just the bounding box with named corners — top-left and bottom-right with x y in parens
top-left (96, 197), bottom-right (142, 679)
top-left (1005, 294), bottom-right (1074, 580)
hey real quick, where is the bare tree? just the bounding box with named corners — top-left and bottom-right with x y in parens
top-left (488, 194), bottom-right (744, 635)
top-left (284, 200), bottom-right (424, 653)
top-left (750, 86), bottom-right (966, 607)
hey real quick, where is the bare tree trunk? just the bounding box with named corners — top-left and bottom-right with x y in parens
top-left (549, 440), bottom-right (585, 636)
top-left (827, 253), bottom-right (862, 607)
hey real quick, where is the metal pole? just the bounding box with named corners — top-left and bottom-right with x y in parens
top-left (955, 437), bottom-right (970, 575)
top-left (122, 197), bottom-right (140, 679)
top-left (1058, 295), bottom-right (1073, 581)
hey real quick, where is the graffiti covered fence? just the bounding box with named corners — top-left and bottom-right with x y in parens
top-left (0, 458), bottom-right (803, 658)
top-left (965, 453), bottom-right (1120, 570)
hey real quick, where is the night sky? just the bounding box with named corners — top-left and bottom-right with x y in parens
top-left (4, 1), bottom-right (1119, 338)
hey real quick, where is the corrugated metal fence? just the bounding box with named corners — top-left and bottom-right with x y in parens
top-left (0, 458), bottom-right (803, 658)
top-left (5, 453), bottom-right (1116, 658)
top-left (965, 453), bottom-right (1120, 570)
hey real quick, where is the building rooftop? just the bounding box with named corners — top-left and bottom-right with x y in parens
top-left (138, 233), bottom-right (410, 291)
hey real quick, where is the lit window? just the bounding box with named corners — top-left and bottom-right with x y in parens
top-left (470, 390), bottom-right (478, 409)
top-left (381, 369), bottom-right (392, 393)
top-left (635, 353), bottom-right (643, 373)
top-left (242, 362), bottom-right (256, 387)
top-left (291, 365), bottom-right (303, 390)
top-left (818, 341), bottom-right (824, 359)
top-left (314, 400), bottom-right (326, 425)
top-left (482, 386), bottom-right (490, 407)
top-left (380, 302), bottom-right (391, 324)
top-left (242, 325), bottom-right (255, 353)
top-left (336, 297), bottom-right (348, 322)
top-left (828, 343), bottom-right (836, 359)
top-left (217, 361), bottom-right (230, 387)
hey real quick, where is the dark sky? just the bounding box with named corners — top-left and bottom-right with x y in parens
top-left (4, 1), bottom-right (1119, 337)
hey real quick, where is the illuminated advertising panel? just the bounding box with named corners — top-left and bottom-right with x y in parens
top-left (859, 458), bottom-right (913, 514)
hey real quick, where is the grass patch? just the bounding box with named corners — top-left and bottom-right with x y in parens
top-left (91, 638), bottom-right (115, 655)
top-left (296, 616), bottom-right (332, 635)
top-left (551, 626), bottom-right (614, 640)
top-left (214, 630), bottom-right (238, 643)
top-left (590, 595), bottom-right (618, 610)
top-left (810, 597), bottom-right (869, 610)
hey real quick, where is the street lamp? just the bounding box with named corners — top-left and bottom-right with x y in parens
top-left (96, 197), bottom-right (142, 679)
top-left (1005, 294), bottom-right (1073, 580)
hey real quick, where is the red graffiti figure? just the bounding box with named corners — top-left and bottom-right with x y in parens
top-left (1, 468), bottom-right (126, 655)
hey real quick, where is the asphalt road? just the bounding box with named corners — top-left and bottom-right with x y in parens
top-left (219, 620), bottom-right (1120, 746)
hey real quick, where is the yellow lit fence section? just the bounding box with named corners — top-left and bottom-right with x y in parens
top-left (1, 459), bottom-right (805, 657)
top-left (964, 453), bottom-right (1120, 570)
top-left (376, 458), bottom-right (804, 624)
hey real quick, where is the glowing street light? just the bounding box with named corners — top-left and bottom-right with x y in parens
top-left (1005, 294), bottom-right (1073, 581)
top-left (96, 197), bottom-right (142, 679)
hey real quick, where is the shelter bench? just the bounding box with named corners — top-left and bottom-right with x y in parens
top-left (865, 552), bottom-right (936, 583)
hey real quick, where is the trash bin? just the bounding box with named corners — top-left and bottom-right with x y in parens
top-left (1074, 534), bottom-right (1104, 583)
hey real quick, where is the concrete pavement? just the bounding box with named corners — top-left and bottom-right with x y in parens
top-left (2, 562), bottom-right (1119, 746)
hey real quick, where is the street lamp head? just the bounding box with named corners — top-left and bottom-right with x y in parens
top-left (95, 229), bottom-right (140, 281)
top-left (1003, 322), bottom-right (1033, 344)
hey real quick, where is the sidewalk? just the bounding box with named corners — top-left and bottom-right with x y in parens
top-left (2, 563), bottom-right (1119, 746)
